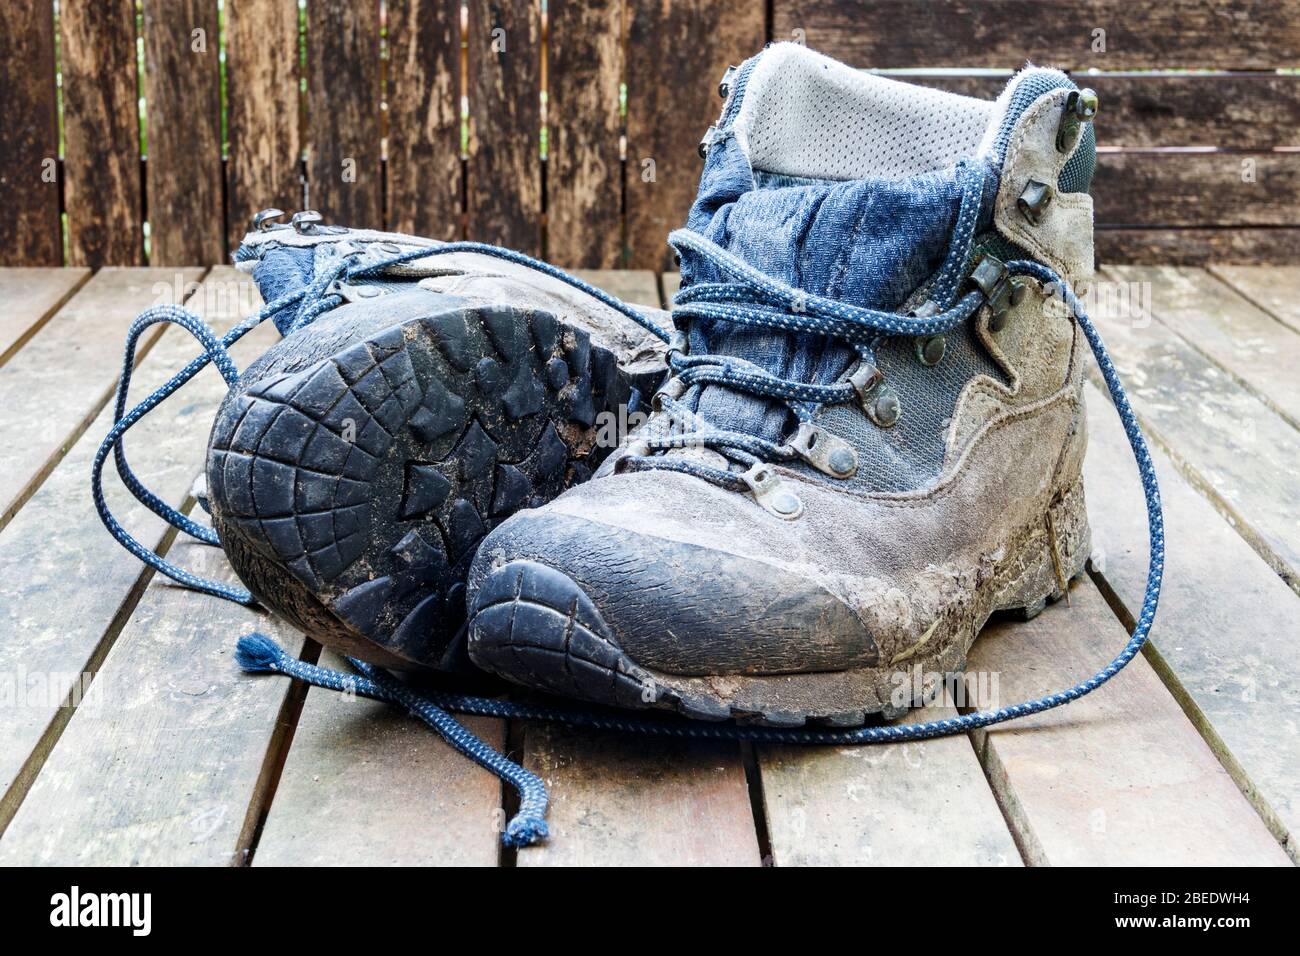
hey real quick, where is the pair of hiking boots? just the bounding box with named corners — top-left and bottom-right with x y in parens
top-left (107, 44), bottom-right (1117, 728)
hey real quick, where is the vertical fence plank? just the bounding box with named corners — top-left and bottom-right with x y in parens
top-left (386, 0), bottom-right (461, 240)
top-left (60, 0), bottom-right (145, 267)
top-left (466, 0), bottom-right (542, 255)
top-left (546, 0), bottom-right (623, 268)
top-left (225, 0), bottom-right (302, 251)
top-left (141, 0), bottom-right (224, 265)
top-left (306, 0), bottom-right (382, 227)
top-left (625, 0), bottom-right (765, 271)
top-left (0, 1), bottom-right (60, 266)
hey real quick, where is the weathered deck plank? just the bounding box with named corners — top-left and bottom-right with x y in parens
top-left (758, 706), bottom-right (1021, 866)
top-left (0, 538), bottom-right (307, 866)
top-left (1106, 265), bottom-right (1300, 429)
top-left (1089, 269), bottom-right (1300, 594)
top-left (0, 267), bottom-right (204, 532)
top-left (0, 267), bottom-right (277, 837)
top-left (967, 582), bottom-right (1290, 866)
top-left (253, 651), bottom-right (505, 866)
top-left (0, 267), bottom-right (90, 366)
top-left (517, 724), bottom-right (761, 867)
top-left (1083, 381), bottom-right (1300, 861)
top-left (1208, 265), bottom-right (1300, 337)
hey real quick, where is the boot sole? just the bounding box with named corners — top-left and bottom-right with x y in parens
top-left (466, 478), bottom-right (1092, 726)
top-left (208, 302), bottom-right (659, 671)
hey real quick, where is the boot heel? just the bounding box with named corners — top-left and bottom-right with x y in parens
top-left (993, 478), bottom-right (1092, 619)
top-left (208, 300), bottom-right (632, 671)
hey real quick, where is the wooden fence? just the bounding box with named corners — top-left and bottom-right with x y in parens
top-left (2, 1), bottom-right (1298, 271)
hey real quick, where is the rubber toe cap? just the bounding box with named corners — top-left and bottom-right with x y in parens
top-left (468, 509), bottom-right (878, 678)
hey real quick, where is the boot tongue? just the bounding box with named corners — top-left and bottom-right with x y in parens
top-left (245, 244), bottom-right (320, 335)
top-left (678, 162), bottom-right (976, 446)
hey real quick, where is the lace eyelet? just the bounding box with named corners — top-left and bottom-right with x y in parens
top-left (785, 422), bottom-right (857, 478)
top-left (867, 385), bottom-right (901, 428)
top-left (915, 335), bottom-right (946, 366)
top-left (291, 210), bottom-right (323, 234)
top-left (849, 361), bottom-right (900, 429)
top-left (251, 208), bottom-right (286, 232)
top-left (741, 463), bottom-right (804, 519)
top-left (651, 377), bottom-right (686, 412)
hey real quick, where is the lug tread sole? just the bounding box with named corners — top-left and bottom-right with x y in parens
top-left (208, 304), bottom-right (639, 669)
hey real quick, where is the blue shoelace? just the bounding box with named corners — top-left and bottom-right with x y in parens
top-left (231, 240), bottom-right (1165, 848)
top-left (94, 240), bottom-right (672, 849)
top-left (93, 240), bottom-right (669, 605)
top-left (624, 161), bottom-right (992, 487)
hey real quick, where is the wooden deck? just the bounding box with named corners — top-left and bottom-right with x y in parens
top-left (0, 265), bottom-right (1296, 867)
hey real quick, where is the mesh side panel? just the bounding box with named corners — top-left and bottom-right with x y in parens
top-left (1059, 124), bottom-right (1096, 194)
top-left (977, 230), bottom-right (1034, 269)
top-left (808, 323), bottom-right (1007, 494)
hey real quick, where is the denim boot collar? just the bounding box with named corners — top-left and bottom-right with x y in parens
top-left (676, 132), bottom-right (998, 446)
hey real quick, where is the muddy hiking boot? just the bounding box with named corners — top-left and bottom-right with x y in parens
top-left (206, 221), bottom-right (673, 670)
top-left (94, 215), bottom-right (669, 673)
top-left (466, 44), bottom-right (1104, 726)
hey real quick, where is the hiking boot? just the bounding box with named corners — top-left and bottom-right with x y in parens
top-left (464, 44), bottom-right (1099, 725)
top-left (206, 218), bottom-right (669, 671)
